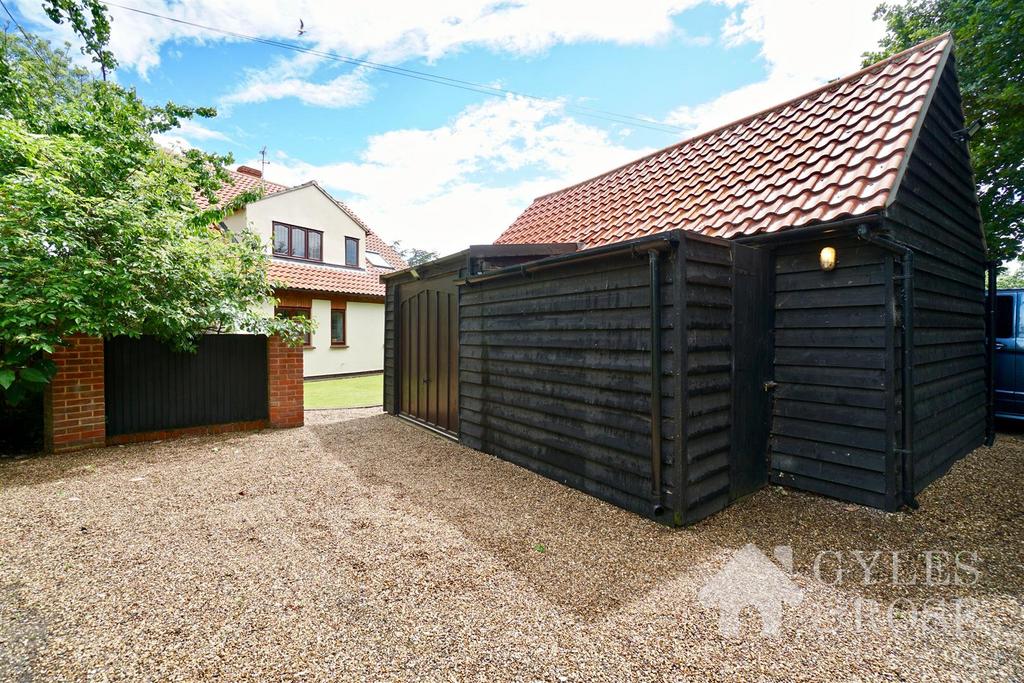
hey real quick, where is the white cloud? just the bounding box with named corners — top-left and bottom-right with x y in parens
top-left (253, 96), bottom-right (651, 254)
top-left (221, 66), bottom-right (373, 108)
top-left (152, 119), bottom-right (230, 150)
top-left (666, 0), bottom-right (888, 134)
top-left (13, 0), bottom-right (703, 91)
top-left (173, 119), bottom-right (231, 141)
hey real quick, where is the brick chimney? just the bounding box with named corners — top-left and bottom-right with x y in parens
top-left (237, 165), bottom-right (263, 178)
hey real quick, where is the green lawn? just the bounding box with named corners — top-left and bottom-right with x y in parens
top-left (304, 373), bottom-right (383, 409)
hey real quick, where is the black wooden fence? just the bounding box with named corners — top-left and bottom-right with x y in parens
top-left (104, 335), bottom-right (268, 437)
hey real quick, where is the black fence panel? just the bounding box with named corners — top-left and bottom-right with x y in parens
top-left (105, 335), bottom-right (269, 437)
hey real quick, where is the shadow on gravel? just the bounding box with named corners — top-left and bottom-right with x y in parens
top-left (0, 582), bottom-right (48, 683)
top-left (311, 413), bottom-right (1024, 617)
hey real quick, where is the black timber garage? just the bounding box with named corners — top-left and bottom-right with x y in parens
top-left (381, 34), bottom-right (993, 525)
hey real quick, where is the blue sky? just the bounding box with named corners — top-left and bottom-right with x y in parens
top-left (9, 0), bottom-right (890, 253)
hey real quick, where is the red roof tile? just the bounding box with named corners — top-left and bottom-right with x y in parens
top-left (197, 167), bottom-right (289, 210)
top-left (268, 260), bottom-right (388, 298)
top-left (496, 35), bottom-right (951, 248)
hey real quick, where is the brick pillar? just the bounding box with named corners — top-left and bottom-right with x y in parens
top-left (44, 335), bottom-right (106, 453)
top-left (267, 335), bottom-right (304, 428)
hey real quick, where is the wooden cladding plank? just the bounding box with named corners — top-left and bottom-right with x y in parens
top-left (460, 344), bottom-right (675, 374)
top-left (460, 328), bottom-right (674, 352)
top-left (772, 435), bottom-right (886, 473)
top-left (460, 263), bottom-right (669, 306)
top-left (460, 288), bottom-right (669, 318)
top-left (771, 470), bottom-right (887, 509)
top-left (461, 308), bottom-right (654, 333)
top-left (775, 347), bottom-right (887, 370)
top-left (774, 364), bottom-right (886, 389)
top-left (459, 357), bottom-right (651, 394)
top-left (775, 382), bottom-right (887, 410)
top-left (771, 454), bottom-right (888, 495)
top-left (775, 265), bottom-right (887, 292)
top-left (775, 328), bottom-right (886, 349)
top-left (461, 372), bottom-right (653, 412)
top-left (774, 397), bottom-right (886, 430)
top-left (775, 285), bottom-right (885, 309)
top-left (774, 306), bottom-right (886, 328)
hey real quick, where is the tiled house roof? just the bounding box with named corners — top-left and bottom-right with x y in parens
top-left (196, 167), bottom-right (289, 210)
top-left (208, 167), bottom-right (406, 298)
top-left (496, 34), bottom-right (952, 247)
top-left (267, 260), bottom-right (389, 298)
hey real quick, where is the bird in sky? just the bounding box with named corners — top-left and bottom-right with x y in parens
top-left (297, 19), bottom-right (307, 37)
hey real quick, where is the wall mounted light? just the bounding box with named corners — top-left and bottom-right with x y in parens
top-left (819, 246), bottom-right (836, 272)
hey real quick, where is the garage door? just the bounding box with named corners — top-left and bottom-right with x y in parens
top-left (399, 277), bottom-right (459, 434)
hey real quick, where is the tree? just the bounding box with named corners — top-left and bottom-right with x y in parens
top-left (390, 241), bottom-right (440, 267)
top-left (866, 0), bottom-right (1024, 262)
top-left (997, 264), bottom-right (1024, 289)
top-left (0, 25), bottom-right (309, 404)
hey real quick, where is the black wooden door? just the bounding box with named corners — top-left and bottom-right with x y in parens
top-left (730, 245), bottom-right (772, 498)
top-left (399, 277), bottom-right (459, 434)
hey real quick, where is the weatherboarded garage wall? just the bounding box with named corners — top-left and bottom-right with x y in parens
top-left (384, 231), bottom-right (771, 525)
top-left (458, 245), bottom-right (681, 519)
top-left (885, 63), bottom-right (988, 492)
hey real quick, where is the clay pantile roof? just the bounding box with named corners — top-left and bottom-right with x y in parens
top-left (196, 167), bottom-right (288, 210)
top-left (496, 34), bottom-right (952, 247)
top-left (268, 260), bottom-right (389, 298)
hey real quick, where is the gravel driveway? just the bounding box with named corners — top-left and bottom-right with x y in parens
top-left (1, 410), bottom-right (1022, 681)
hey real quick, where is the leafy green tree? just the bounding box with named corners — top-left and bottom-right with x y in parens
top-left (996, 264), bottom-right (1024, 289)
top-left (0, 27), bottom-right (309, 404)
top-left (866, 0), bottom-right (1024, 261)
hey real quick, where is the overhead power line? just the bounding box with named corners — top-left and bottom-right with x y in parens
top-left (103, 2), bottom-right (688, 136)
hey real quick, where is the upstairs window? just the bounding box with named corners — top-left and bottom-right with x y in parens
top-left (345, 237), bottom-right (359, 267)
top-left (273, 222), bottom-right (323, 262)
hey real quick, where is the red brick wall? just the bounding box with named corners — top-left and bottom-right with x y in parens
top-left (267, 335), bottom-right (304, 428)
top-left (44, 335), bottom-right (106, 453)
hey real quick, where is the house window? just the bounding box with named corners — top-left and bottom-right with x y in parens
top-left (345, 237), bottom-right (359, 267)
top-left (276, 306), bottom-right (312, 346)
top-left (272, 222), bottom-right (324, 262)
top-left (331, 309), bottom-right (346, 346)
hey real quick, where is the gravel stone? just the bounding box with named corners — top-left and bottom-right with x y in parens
top-left (0, 411), bottom-right (1021, 681)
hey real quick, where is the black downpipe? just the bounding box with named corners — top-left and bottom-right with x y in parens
top-left (857, 226), bottom-right (918, 509)
top-left (985, 261), bottom-right (998, 446)
top-left (649, 249), bottom-right (664, 515)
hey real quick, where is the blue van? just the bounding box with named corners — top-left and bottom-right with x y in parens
top-left (995, 289), bottom-right (1024, 418)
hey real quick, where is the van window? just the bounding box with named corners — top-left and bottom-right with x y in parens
top-left (996, 295), bottom-right (1015, 338)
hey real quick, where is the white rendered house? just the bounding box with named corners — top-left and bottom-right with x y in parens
top-left (216, 166), bottom-right (407, 378)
